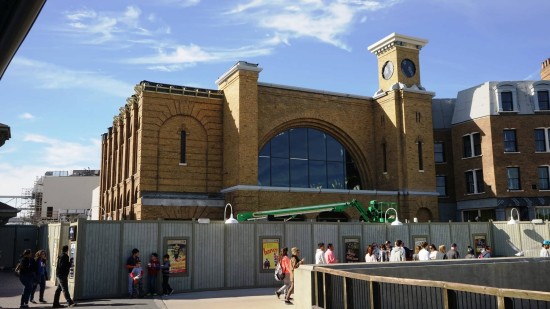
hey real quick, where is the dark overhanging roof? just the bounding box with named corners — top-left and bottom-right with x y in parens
top-left (0, 0), bottom-right (47, 80)
top-left (0, 122), bottom-right (10, 147)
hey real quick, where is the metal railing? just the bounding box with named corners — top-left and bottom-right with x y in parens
top-left (313, 267), bottom-right (550, 309)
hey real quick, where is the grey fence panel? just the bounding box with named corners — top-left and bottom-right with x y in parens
top-left (193, 222), bottom-right (225, 290)
top-left (0, 226), bottom-right (16, 268)
top-left (159, 221), bottom-right (193, 291)
top-left (121, 221), bottom-right (158, 295)
top-left (225, 223), bottom-right (255, 288)
top-left (429, 223), bottom-right (451, 249)
top-left (363, 224), bottom-right (387, 246)
top-left (386, 224), bottom-right (409, 246)
top-left (38, 225), bottom-right (49, 253)
top-left (449, 223), bottom-right (470, 256)
top-left (313, 223), bottom-right (338, 260)
top-left (492, 223), bottom-right (521, 257)
top-left (285, 223), bottom-right (312, 262)
top-left (520, 222), bottom-right (549, 257)
top-left (408, 223), bottom-right (430, 246)
top-left (79, 222), bottom-right (121, 299)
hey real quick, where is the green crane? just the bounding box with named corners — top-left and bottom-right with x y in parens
top-left (236, 199), bottom-right (397, 222)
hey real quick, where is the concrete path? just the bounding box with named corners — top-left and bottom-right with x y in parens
top-left (0, 271), bottom-right (291, 309)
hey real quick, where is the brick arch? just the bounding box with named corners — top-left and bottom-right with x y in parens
top-left (415, 207), bottom-right (432, 222)
top-left (259, 118), bottom-right (373, 189)
top-left (150, 101), bottom-right (215, 136)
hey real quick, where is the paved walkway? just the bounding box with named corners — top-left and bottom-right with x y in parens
top-left (0, 271), bottom-right (290, 309)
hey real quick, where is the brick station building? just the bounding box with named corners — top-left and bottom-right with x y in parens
top-left (100, 33), bottom-right (439, 221)
top-left (99, 33), bottom-right (550, 222)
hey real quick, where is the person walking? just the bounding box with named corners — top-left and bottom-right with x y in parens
top-left (30, 250), bottom-right (48, 304)
top-left (275, 247), bottom-right (290, 299)
top-left (364, 245), bottom-right (378, 262)
top-left (18, 249), bottom-right (35, 308)
top-left (324, 243), bottom-right (337, 264)
top-left (125, 248), bottom-right (140, 298)
top-left (53, 245), bottom-right (76, 308)
top-left (418, 242), bottom-right (430, 261)
top-left (389, 240), bottom-right (405, 262)
top-left (428, 244), bottom-right (438, 260)
top-left (412, 245), bottom-right (421, 261)
top-left (315, 243), bottom-right (326, 264)
top-left (146, 253), bottom-right (161, 296)
top-left (285, 247), bottom-right (305, 305)
top-left (541, 240), bottom-right (550, 257)
top-left (447, 243), bottom-right (460, 259)
top-left (436, 245), bottom-right (448, 260)
top-left (160, 254), bottom-right (174, 296)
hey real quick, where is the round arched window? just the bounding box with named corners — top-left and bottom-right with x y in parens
top-left (258, 128), bottom-right (362, 190)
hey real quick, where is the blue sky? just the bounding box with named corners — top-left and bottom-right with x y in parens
top-left (1, 0), bottom-right (549, 196)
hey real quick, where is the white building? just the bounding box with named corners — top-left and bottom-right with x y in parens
top-left (32, 170), bottom-right (100, 222)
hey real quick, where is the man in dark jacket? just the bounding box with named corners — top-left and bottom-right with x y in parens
top-left (447, 243), bottom-right (460, 259)
top-left (53, 245), bottom-right (76, 308)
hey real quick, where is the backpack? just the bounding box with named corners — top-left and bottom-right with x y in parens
top-left (274, 262), bottom-right (285, 281)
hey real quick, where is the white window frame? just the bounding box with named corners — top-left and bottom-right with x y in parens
top-left (465, 168), bottom-right (484, 194)
top-left (462, 132), bottom-right (481, 158)
top-left (494, 83), bottom-right (518, 113)
top-left (538, 165), bottom-right (550, 191)
top-left (531, 81), bottom-right (550, 111)
top-left (535, 128), bottom-right (550, 153)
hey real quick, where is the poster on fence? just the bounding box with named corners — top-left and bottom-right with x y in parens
top-left (343, 237), bottom-right (361, 263)
top-left (260, 237), bottom-right (280, 272)
top-left (165, 238), bottom-right (188, 276)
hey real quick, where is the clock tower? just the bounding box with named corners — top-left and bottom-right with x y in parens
top-left (368, 33), bottom-right (438, 222)
top-left (368, 33), bottom-right (427, 93)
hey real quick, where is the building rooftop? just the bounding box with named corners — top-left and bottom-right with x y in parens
top-left (139, 80), bottom-right (224, 99)
top-left (432, 99), bottom-right (456, 129)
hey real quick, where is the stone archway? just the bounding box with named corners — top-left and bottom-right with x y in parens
top-left (416, 207), bottom-right (433, 222)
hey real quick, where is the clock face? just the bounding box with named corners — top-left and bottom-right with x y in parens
top-left (401, 59), bottom-right (416, 78)
top-left (382, 61), bottom-right (394, 80)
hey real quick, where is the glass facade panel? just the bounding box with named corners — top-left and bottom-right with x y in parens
top-left (436, 176), bottom-right (447, 196)
top-left (289, 128), bottom-right (307, 159)
top-left (539, 167), bottom-right (550, 190)
top-left (309, 160), bottom-right (327, 188)
top-left (258, 128), bottom-right (362, 190)
top-left (290, 159), bottom-right (308, 188)
top-left (308, 129), bottom-right (326, 160)
top-left (271, 131), bottom-right (289, 158)
top-left (271, 158), bottom-right (289, 187)
top-left (434, 142), bottom-right (445, 163)
top-left (327, 162), bottom-right (345, 189)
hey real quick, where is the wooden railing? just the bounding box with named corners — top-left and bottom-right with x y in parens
top-left (313, 267), bottom-right (550, 309)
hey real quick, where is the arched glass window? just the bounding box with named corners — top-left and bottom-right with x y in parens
top-left (258, 128), bottom-right (362, 190)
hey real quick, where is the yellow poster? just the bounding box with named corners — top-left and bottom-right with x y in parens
top-left (167, 239), bottom-right (187, 274)
top-left (261, 238), bottom-right (280, 271)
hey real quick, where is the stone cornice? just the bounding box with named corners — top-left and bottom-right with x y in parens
top-left (368, 33), bottom-right (428, 55)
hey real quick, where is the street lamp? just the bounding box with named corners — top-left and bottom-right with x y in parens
top-left (224, 203), bottom-right (239, 224)
top-left (507, 208), bottom-right (520, 225)
top-left (385, 207), bottom-right (403, 226)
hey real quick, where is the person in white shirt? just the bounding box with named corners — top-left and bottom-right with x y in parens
top-left (418, 242), bottom-right (430, 261)
top-left (541, 240), bottom-right (550, 257)
top-left (365, 245), bottom-right (378, 262)
top-left (389, 240), bottom-right (405, 262)
top-left (315, 242), bottom-right (326, 264)
top-left (428, 244), bottom-right (438, 260)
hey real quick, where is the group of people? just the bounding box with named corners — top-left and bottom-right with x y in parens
top-left (125, 248), bottom-right (173, 298)
top-left (16, 245), bottom-right (75, 309)
top-left (275, 247), bottom-right (305, 305)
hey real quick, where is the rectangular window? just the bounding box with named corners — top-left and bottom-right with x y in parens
top-left (503, 129), bottom-right (517, 152)
top-left (434, 142), bottom-right (445, 163)
top-left (501, 91), bottom-right (514, 111)
top-left (539, 166), bottom-right (550, 190)
top-left (506, 167), bottom-right (521, 190)
top-left (465, 169), bottom-right (484, 194)
top-left (535, 128), bottom-right (550, 152)
top-left (463, 133), bottom-right (481, 158)
top-left (47, 206), bottom-right (53, 218)
top-left (418, 142), bottom-right (424, 171)
top-left (180, 131), bottom-right (187, 164)
top-left (436, 176), bottom-right (447, 196)
top-left (538, 91), bottom-right (550, 110)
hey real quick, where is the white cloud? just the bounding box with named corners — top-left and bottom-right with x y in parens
top-left (227, 0), bottom-right (401, 50)
top-left (158, 0), bottom-right (201, 7)
top-left (11, 57), bottom-right (134, 98)
top-left (0, 136), bottom-right (101, 195)
top-left (19, 113), bottom-right (35, 120)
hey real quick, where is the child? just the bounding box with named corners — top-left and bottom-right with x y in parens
top-left (146, 253), bottom-right (161, 296)
top-left (161, 254), bottom-right (173, 296)
top-left (130, 261), bottom-right (144, 298)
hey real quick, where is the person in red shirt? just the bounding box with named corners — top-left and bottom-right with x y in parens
top-left (147, 253), bottom-right (161, 296)
top-left (275, 248), bottom-right (291, 300)
top-left (324, 243), bottom-right (337, 264)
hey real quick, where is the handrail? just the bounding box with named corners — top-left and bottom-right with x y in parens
top-left (314, 266), bottom-right (550, 302)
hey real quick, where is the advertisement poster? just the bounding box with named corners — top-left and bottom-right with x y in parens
top-left (343, 237), bottom-right (360, 263)
top-left (260, 237), bottom-right (280, 272)
top-left (166, 238), bottom-right (188, 276)
top-left (412, 235), bottom-right (428, 247)
top-left (473, 234), bottom-right (487, 255)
